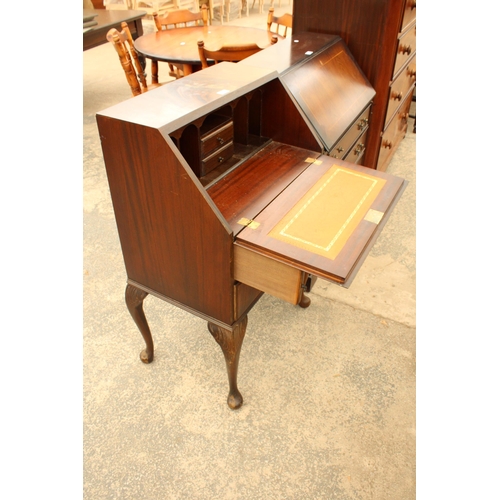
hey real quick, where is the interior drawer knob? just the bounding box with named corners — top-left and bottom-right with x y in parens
top-left (399, 44), bottom-right (412, 55)
top-left (218, 156), bottom-right (225, 163)
top-left (391, 91), bottom-right (403, 101)
top-left (408, 68), bottom-right (416, 79)
top-left (217, 137), bottom-right (224, 144)
top-left (409, 0), bottom-right (416, 10)
top-left (382, 140), bottom-right (393, 149)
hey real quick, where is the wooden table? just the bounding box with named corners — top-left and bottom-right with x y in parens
top-left (83, 9), bottom-right (146, 51)
top-left (134, 25), bottom-right (282, 76)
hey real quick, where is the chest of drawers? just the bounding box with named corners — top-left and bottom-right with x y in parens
top-left (293, 0), bottom-right (417, 171)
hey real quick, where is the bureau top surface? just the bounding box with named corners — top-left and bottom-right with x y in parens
top-left (97, 62), bottom-right (277, 133)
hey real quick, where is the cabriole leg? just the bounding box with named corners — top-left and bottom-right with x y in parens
top-left (125, 284), bottom-right (154, 364)
top-left (208, 316), bottom-right (248, 410)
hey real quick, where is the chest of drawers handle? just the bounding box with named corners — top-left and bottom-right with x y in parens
top-left (391, 91), bottom-right (403, 101)
top-left (399, 44), bottom-right (412, 55)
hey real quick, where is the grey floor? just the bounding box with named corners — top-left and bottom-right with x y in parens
top-left (83, 6), bottom-right (416, 499)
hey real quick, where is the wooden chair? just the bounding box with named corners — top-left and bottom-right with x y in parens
top-left (153, 5), bottom-right (209, 79)
top-left (223, 0), bottom-right (246, 21)
top-left (251, 0), bottom-right (272, 14)
top-left (107, 22), bottom-right (163, 96)
top-left (104, 0), bottom-right (133, 9)
top-left (133, 1), bottom-right (177, 16)
top-left (267, 7), bottom-right (292, 37)
top-left (197, 36), bottom-right (278, 69)
top-left (153, 5), bottom-right (208, 29)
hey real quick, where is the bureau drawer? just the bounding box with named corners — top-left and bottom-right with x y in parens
top-left (393, 22), bottom-right (416, 77)
top-left (401, 0), bottom-right (417, 33)
top-left (385, 55), bottom-right (416, 127)
top-left (378, 92), bottom-right (413, 170)
top-left (201, 121), bottom-right (234, 157)
top-left (329, 106), bottom-right (371, 159)
top-left (234, 245), bottom-right (303, 305)
top-left (201, 141), bottom-right (234, 176)
top-left (344, 129), bottom-right (368, 164)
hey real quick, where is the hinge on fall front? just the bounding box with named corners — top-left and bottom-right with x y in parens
top-left (237, 217), bottom-right (260, 229)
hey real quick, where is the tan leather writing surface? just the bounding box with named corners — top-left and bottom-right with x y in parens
top-left (268, 166), bottom-right (386, 260)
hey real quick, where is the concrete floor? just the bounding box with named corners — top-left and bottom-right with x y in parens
top-left (84, 6), bottom-right (416, 499)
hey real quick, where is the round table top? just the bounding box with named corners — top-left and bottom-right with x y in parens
top-left (134, 25), bottom-right (282, 65)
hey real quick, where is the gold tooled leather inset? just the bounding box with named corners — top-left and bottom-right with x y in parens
top-left (268, 166), bottom-right (386, 260)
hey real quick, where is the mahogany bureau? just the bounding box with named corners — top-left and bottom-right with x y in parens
top-left (97, 37), bottom-right (406, 409)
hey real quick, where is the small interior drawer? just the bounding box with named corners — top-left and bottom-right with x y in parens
top-left (201, 121), bottom-right (234, 158)
top-left (201, 141), bottom-right (234, 176)
top-left (393, 23), bottom-right (416, 77)
top-left (329, 105), bottom-right (371, 159)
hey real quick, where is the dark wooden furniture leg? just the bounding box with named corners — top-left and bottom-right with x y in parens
top-left (151, 59), bottom-right (159, 85)
top-left (208, 316), bottom-right (248, 410)
top-left (125, 284), bottom-right (154, 364)
top-left (298, 291), bottom-right (311, 308)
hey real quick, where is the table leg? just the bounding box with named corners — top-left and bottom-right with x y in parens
top-left (182, 63), bottom-right (193, 76)
top-left (151, 60), bottom-right (159, 85)
top-left (125, 284), bottom-right (154, 364)
top-left (208, 315), bottom-right (248, 409)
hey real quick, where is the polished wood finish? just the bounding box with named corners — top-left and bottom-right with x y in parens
top-left (97, 43), bottom-right (405, 408)
top-left (292, 0), bottom-right (416, 170)
top-left (83, 8), bottom-right (145, 51)
top-left (134, 24), bottom-right (282, 75)
top-left (267, 7), bottom-right (292, 37)
top-left (107, 22), bottom-right (163, 96)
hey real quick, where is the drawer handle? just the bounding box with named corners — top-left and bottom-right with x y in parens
top-left (217, 137), bottom-right (224, 144)
top-left (354, 143), bottom-right (365, 156)
top-left (382, 140), bottom-right (393, 149)
top-left (409, 1), bottom-right (416, 10)
top-left (218, 156), bottom-right (225, 163)
top-left (408, 68), bottom-right (416, 79)
top-left (399, 44), bottom-right (412, 55)
top-left (391, 91), bottom-right (403, 101)
top-left (336, 146), bottom-right (344, 153)
top-left (357, 118), bottom-right (369, 130)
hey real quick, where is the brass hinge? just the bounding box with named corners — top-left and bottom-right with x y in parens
top-left (305, 157), bottom-right (323, 165)
top-left (237, 217), bottom-right (260, 229)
